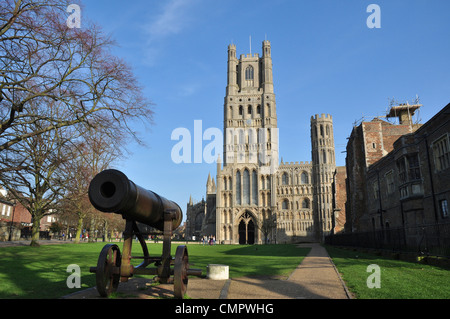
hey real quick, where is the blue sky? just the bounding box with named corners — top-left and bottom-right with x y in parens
top-left (81, 0), bottom-right (450, 222)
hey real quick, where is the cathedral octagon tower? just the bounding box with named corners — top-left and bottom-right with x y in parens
top-left (311, 114), bottom-right (336, 241)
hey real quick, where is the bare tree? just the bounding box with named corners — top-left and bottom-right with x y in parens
top-left (1, 101), bottom-right (75, 246)
top-left (257, 216), bottom-right (277, 244)
top-left (0, 0), bottom-right (153, 155)
top-left (60, 129), bottom-right (123, 244)
top-left (0, 1), bottom-right (154, 245)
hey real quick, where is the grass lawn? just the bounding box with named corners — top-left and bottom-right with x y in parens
top-left (325, 246), bottom-right (450, 299)
top-left (0, 242), bottom-right (309, 299)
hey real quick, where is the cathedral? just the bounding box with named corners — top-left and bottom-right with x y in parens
top-left (185, 40), bottom-right (346, 244)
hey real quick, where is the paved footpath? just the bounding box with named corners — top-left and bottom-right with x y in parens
top-left (63, 242), bottom-right (352, 299)
top-left (212, 243), bottom-right (351, 299)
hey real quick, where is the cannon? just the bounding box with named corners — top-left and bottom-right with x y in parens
top-left (88, 169), bottom-right (201, 298)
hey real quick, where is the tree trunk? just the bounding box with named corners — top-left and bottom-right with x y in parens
top-left (75, 213), bottom-right (83, 244)
top-left (30, 218), bottom-right (41, 247)
top-left (103, 220), bottom-right (108, 242)
top-left (89, 217), bottom-right (95, 243)
top-left (65, 224), bottom-right (70, 241)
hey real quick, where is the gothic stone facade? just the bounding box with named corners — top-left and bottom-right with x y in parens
top-left (186, 41), bottom-right (346, 244)
top-left (185, 174), bottom-right (217, 240)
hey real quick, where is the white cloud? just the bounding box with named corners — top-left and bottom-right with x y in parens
top-left (141, 0), bottom-right (199, 66)
top-left (179, 82), bottom-right (201, 97)
top-left (145, 0), bottom-right (198, 40)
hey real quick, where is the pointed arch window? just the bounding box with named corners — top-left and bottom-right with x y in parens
top-left (236, 171), bottom-right (241, 205)
top-left (301, 172), bottom-right (309, 184)
top-left (243, 169), bottom-right (250, 205)
top-left (266, 103), bottom-right (271, 117)
top-left (282, 172), bottom-right (289, 185)
top-left (252, 170), bottom-right (257, 205)
top-left (245, 65), bottom-right (254, 80)
top-left (302, 198), bottom-right (310, 209)
top-left (195, 213), bottom-right (203, 231)
top-left (245, 65), bottom-right (254, 87)
top-left (282, 199), bottom-right (289, 210)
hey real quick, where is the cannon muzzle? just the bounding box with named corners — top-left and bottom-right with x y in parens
top-left (88, 169), bottom-right (182, 231)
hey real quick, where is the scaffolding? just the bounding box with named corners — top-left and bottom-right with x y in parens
top-left (385, 95), bottom-right (422, 126)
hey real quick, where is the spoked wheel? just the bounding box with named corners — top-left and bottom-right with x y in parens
top-left (173, 245), bottom-right (189, 299)
top-left (95, 244), bottom-right (121, 297)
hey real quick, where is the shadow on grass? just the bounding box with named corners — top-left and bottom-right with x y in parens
top-left (325, 245), bottom-right (450, 270)
top-left (0, 242), bottom-right (316, 299)
top-left (222, 244), bottom-right (311, 257)
top-left (0, 243), bottom-right (100, 299)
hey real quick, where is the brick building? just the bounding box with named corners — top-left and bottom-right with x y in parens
top-left (345, 102), bottom-right (422, 232)
top-left (0, 189), bottom-right (58, 240)
top-left (332, 166), bottom-right (347, 234)
top-left (345, 102), bottom-right (450, 233)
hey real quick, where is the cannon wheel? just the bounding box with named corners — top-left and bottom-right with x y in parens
top-left (173, 245), bottom-right (189, 299)
top-left (96, 244), bottom-right (121, 297)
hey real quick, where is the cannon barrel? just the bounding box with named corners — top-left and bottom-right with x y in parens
top-left (88, 169), bottom-right (182, 231)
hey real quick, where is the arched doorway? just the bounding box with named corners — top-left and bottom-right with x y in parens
top-left (247, 220), bottom-right (255, 244)
top-left (238, 220), bottom-right (246, 245)
top-left (237, 211), bottom-right (256, 245)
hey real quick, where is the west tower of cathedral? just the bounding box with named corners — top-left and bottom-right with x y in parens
top-left (186, 40), bottom-right (345, 244)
